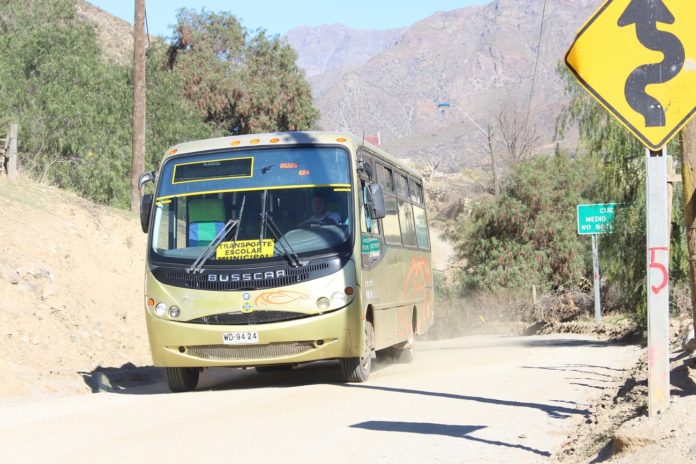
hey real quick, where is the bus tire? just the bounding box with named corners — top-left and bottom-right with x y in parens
top-left (340, 321), bottom-right (374, 382)
top-left (165, 367), bottom-right (199, 393)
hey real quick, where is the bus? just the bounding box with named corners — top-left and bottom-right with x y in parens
top-left (138, 131), bottom-right (433, 392)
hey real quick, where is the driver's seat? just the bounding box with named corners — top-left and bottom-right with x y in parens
top-left (188, 198), bottom-right (225, 247)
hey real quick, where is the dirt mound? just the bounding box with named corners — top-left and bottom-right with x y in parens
top-left (553, 318), bottom-right (696, 463)
top-left (0, 177), bottom-right (150, 399)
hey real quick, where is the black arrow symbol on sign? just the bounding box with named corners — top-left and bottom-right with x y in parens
top-left (618, 0), bottom-right (684, 127)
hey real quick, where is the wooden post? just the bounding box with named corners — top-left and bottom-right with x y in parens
top-left (131, 0), bottom-right (146, 212)
top-left (680, 119), bottom-right (696, 350)
top-left (7, 124), bottom-right (17, 179)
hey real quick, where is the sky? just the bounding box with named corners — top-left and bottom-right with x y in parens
top-left (88, 0), bottom-right (488, 38)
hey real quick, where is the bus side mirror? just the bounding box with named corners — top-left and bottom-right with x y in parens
top-left (368, 183), bottom-right (386, 219)
top-left (139, 171), bottom-right (156, 191)
top-left (140, 194), bottom-right (153, 234)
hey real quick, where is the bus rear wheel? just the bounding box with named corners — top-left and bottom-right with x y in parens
top-left (165, 367), bottom-right (199, 393)
top-left (340, 321), bottom-right (374, 382)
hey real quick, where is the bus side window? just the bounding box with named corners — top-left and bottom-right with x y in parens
top-left (373, 162), bottom-right (400, 245)
top-left (408, 178), bottom-right (424, 205)
top-left (375, 163), bottom-right (394, 193)
top-left (360, 181), bottom-right (380, 235)
top-left (411, 180), bottom-right (430, 249)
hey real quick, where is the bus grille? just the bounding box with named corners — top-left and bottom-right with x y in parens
top-left (166, 262), bottom-right (330, 291)
top-left (186, 310), bottom-right (311, 325)
top-left (185, 342), bottom-right (315, 361)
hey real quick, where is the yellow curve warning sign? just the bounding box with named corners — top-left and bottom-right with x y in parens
top-left (216, 239), bottom-right (274, 260)
top-left (565, 0), bottom-right (696, 150)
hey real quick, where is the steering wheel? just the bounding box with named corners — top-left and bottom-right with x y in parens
top-left (303, 218), bottom-right (339, 227)
top-left (303, 219), bottom-right (325, 227)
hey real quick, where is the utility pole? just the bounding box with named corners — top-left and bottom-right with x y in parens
top-left (486, 124), bottom-right (500, 196)
top-left (680, 119), bottom-right (696, 350)
top-left (131, 0), bottom-right (146, 212)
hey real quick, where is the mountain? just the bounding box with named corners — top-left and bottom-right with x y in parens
top-left (75, 1), bottom-right (135, 65)
top-left (289, 0), bottom-right (599, 170)
top-left (77, 0), bottom-right (600, 171)
top-left (286, 24), bottom-right (405, 77)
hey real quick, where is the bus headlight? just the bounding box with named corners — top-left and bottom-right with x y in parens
top-left (316, 297), bottom-right (331, 310)
top-left (168, 306), bottom-right (181, 319)
top-left (154, 302), bottom-right (167, 317)
top-left (331, 292), bottom-right (347, 306)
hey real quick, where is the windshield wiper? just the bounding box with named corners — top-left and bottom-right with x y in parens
top-left (259, 189), bottom-right (306, 268)
top-left (188, 196), bottom-right (246, 274)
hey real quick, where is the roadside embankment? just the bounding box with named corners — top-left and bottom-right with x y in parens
top-left (0, 177), bottom-right (150, 399)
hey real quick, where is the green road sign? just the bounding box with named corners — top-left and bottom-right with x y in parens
top-left (577, 203), bottom-right (617, 235)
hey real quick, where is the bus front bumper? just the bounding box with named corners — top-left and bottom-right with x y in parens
top-left (145, 302), bottom-right (363, 368)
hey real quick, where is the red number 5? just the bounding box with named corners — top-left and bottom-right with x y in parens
top-left (648, 247), bottom-right (669, 295)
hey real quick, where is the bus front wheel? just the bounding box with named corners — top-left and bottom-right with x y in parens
top-left (340, 321), bottom-right (374, 382)
top-left (165, 367), bottom-right (199, 393)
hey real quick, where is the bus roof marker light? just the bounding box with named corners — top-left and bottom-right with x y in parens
top-left (270, 138), bottom-right (280, 143)
top-left (250, 138), bottom-right (260, 145)
top-left (345, 287), bottom-right (354, 296)
top-left (168, 149), bottom-right (178, 155)
top-left (231, 140), bottom-right (241, 146)
top-left (336, 137), bottom-right (347, 143)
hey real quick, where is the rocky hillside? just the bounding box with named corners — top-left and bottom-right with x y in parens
top-left (76, 0), bottom-right (600, 171)
top-left (286, 24), bottom-right (404, 77)
top-left (302, 0), bottom-right (599, 169)
top-left (75, 1), bottom-right (135, 65)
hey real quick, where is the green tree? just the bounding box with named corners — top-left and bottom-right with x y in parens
top-left (0, 1), bottom-right (213, 208)
top-left (166, 9), bottom-right (319, 134)
top-left (447, 153), bottom-right (594, 293)
top-left (560, 68), bottom-right (688, 324)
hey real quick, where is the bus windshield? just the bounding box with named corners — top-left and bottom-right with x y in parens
top-left (150, 146), bottom-right (353, 265)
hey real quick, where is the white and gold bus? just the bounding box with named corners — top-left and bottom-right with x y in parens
top-left (139, 132), bottom-right (433, 392)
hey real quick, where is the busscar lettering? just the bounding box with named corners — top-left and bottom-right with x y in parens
top-left (208, 269), bottom-right (286, 282)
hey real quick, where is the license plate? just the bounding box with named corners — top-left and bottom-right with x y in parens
top-left (222, 331), bottom-right (259, 345)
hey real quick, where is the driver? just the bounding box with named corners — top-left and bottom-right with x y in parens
top-left (302, 191), bottom-right (341, 225)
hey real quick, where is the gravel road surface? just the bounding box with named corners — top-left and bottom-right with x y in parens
top-left (0, 334), bottom-right (640, 464)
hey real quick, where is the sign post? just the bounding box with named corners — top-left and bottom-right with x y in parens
top-left (577, 203), bottom-right (617, 323)
top-left (591, 234), bottom-right (601, 323)
top-left (566, 0), bottom-right (696, 416)
top-left (646, 148), bottom-right (670, 415)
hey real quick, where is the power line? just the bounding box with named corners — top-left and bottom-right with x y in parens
top-left (524, 0), bottom-right (548, 131)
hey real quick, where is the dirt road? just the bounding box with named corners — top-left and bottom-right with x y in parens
top-left (0, 334), bottom-right (639, 464)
